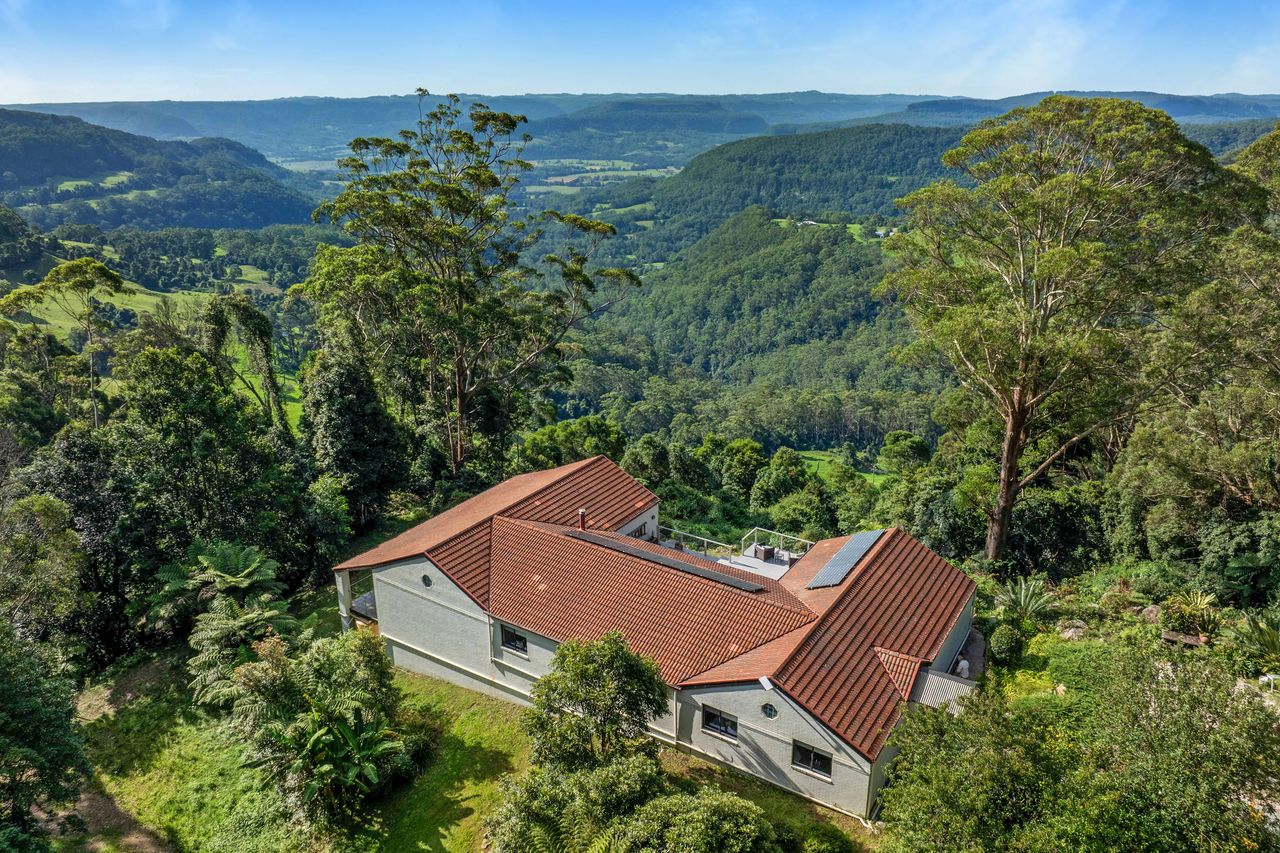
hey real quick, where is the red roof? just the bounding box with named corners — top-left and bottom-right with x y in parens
top-left (339, 460), bottom-right (973, 760)
top-left (489, 519), bottom-right (812, 682)
top-left (335, 456), bottom-right (658, 607)
top-left (769, 528), bottom-right (975, 759)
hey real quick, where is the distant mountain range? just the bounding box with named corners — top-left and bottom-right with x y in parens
top-left (0, 108), bottom-right (316, 230)
top-left (6, 90), bottom-right (1279, 169)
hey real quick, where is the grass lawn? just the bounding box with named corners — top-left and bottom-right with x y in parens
top-left (19, 281), bottom-right (206, 338)
top-left (798, 450), bottom-right (890, 487)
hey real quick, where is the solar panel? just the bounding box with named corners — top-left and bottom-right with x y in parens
top-left (806, 529), bottom-right (886, 589)
top-left (565, 529), bottom-right (766, 593)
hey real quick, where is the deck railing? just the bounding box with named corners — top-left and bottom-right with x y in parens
top-left (657, 525), bottom-right (736, 559)
top-left (739, 526), bottom-right (816, 558)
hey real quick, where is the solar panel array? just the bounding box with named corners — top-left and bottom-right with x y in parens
top-left (806, 529), bottom-right (886, 589)
top-left (565, 529), bottom-right (766, 592)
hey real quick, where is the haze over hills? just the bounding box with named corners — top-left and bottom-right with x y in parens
top-left (0, 108), bottom-right (317, 230)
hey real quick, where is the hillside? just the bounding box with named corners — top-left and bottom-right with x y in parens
top-left (5, 92), bottom-right (941, 167)
top-left (0, 109), bottom-right (316, 230)
top-left (570, 122), bottom-right (963, 264)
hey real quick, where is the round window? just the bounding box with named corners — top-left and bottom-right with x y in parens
top-left (761, 703), bottom-right (778, 719)
top-left (421, 573), bottom-right (433, 588)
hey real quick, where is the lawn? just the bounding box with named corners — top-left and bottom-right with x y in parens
top-left (19, 281), bottom-right (206, 338)
top-left (798, 450), bottom-right (890, 487)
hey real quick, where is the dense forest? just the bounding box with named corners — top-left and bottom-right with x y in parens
top-left (2, 91), bottom-right (1280, 852)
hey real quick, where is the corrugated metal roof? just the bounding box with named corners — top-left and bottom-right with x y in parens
top-left (909, 669), bottom-right (975, 712)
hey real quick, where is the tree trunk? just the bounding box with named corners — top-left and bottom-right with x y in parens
top-left (985, 406), bottom-right (1029, 561)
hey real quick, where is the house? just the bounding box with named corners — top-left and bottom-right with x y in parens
top-left (333, 455), bottom-right (976, 817)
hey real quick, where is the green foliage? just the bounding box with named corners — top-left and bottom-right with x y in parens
top-left (300, 92), bottom-right (637, 471)
top-left (0, 624), bottom-right (89, 841)
top-left (1160, 590), bottom-right (1221, 637)
top-left (524, 632), bottom-right (668, 772)
top-left (486, 754), bottom-right (665, 853)
top-left (511, 415), bottom-right (625, 475)
top-left (231, 630), bottom-right (429, 825)
top-left (615, 787), bottom-right (782, 853)
top-left (988, 624), bottom-right (1025, 665)
top-left (299, 349), bottom-right (405, 528)
top-left (713, 438), bottom-right (768, 500)
top-left (150, 539), bottom-right (285, 635)
top-left (620, 433), bottom-right (670, 486)
top-left (880, 650), bottom-right (1280, 852)
top-left (885, 95), bottom-right (1262, 560)
top-left (0, 491), bottom-right (83, 645)
top-left (1233, 610), bottom-right (1280, 674)
top-left (994, 577), bottom-right (1055, 624)
top-left (875, 431), bottom-right (929, 476)
top-left (749, 447), bottom-right (809, 510)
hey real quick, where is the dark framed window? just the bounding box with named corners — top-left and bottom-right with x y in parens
top-left (791, 741), bottom-right (833, 777)
top-left (701, 705), bottom-right (738, 739)
top-left (500, 625), bottom-right (528, 655)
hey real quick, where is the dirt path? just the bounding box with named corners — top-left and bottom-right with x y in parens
top-left (46, 655), bottom-right (184, 851)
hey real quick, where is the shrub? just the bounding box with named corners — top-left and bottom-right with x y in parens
top-left (616, 786), bottom-right (782, 853)
top-left (989, 624), bottom-right (1025, 665)
top-left (1161, 590), bottom-right (1221, 637)
top-left (802, 823), bottom-right (857, 853)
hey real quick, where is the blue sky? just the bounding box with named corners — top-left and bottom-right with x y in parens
top-left (2, 0), bottom-right (1278, 102)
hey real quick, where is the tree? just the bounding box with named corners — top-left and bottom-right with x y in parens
top-left (199, 292), bottom-right (291, 434)
top-left (0, 258), bottom-right (127, 427)
top-left (884, 96), bottom-right (1262, 559)
top-left (298, 350), bottom-right (405, 528)
top-left (615, 787), bottom-right (782, 853)
top-left (232, 631), bottom-right (425, 824)
top-left (0, 492), bottom-right (83, 644)
top-left (511, 415), bottom-right (626, 475)
top-left (486, 754), bottom-right (665, 853)
top-left (524, 632), bottom-right (668, 771)
top-left (879, 650), bottom-right (1280, 852)
top-left (875, 430), bottom-right (929, 476)
top-left (0, 625), bottom-right (89, 844)
top-left (299, 92), bottom-right (638, 471)
top-left (748, 447), bottom-right (809, 510)
top-left (620, 434), bottom-right (670, 485)
top-left (150, 540), bottom-right (286, 636)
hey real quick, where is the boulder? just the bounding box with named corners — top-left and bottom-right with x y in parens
top-left (1059, 619), bottom-right (1087, 640)
top-left (1141, 604), bottom-right (1160, 624)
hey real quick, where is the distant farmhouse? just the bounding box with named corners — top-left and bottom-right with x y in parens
top-left (334, 456), bottom-right (976, 817)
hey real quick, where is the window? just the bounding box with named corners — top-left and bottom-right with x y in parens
top-left (701, 705), bottom-right (738, 739)
top-left (791, 741), bottom-right (833, 778)
top-left (500, 625), bottom-right (528, 655)
top-left (631, 522), bottom-right (648, 539)
top-left (761, 703), bottom-right (778, 719)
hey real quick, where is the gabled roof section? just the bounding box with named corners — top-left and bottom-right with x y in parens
top-left (875, 648), bottom-right (925, 699)
top-left (335, 456), bottom-right (658, 607)
top-left (489, 518), bottom-right (812, 683)
top-left (770, 528), bottom-right (976, 760)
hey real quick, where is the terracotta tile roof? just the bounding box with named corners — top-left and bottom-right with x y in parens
top-left (770, 528), bottom-right (976, 760)
top-left (875, 648), bottom-right (926, 699)
top-left (341, 458), bottom-right (973, 761)
top-left (488, 518), bottom-right (813, 683)
top-left (335, 456), bottom-right (658, 607)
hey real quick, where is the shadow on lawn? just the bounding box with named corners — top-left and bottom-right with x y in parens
top-left (81, 654), bottom-right (201, 778)
top-left (349, 729), bottom-right (516, 853)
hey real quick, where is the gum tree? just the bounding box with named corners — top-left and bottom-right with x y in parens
top-left (299, 91), bottom-right (638, 471)
top-left (884, 96), bottom-right (1262, 560)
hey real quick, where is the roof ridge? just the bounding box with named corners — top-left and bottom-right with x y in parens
top-left (770, 527), bottom-right (902, 678)
top-left (497, 455), bottom-right (605, 519)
